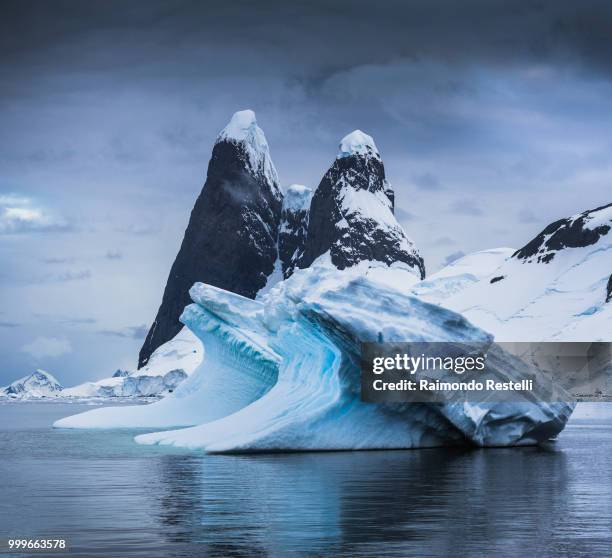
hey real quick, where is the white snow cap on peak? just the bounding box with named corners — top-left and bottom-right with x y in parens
top-left (282, 184), bottom-right (313, 212)
top-left (216, 109), bottom-right (280, 192)
top-left (337, 130), bottom-right (380, 159)
top-left (218, 109), bottom-right (260, 143)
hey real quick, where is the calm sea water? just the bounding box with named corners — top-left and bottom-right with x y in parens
top-left (0, 402), bottom-right (611, 558)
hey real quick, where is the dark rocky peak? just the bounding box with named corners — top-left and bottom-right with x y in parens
top-left (297, 130), bottom-right (425, 279)
top-left (513, 202), bottom-right (612, 264)
top-left (139, 110), bottom-right (283, 368)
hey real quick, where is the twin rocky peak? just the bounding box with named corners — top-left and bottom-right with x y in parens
top-left (139, 110), bottom-right (425, 367)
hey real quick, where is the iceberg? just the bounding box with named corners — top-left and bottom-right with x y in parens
top-left (56, 260), bottom-right (573, 451)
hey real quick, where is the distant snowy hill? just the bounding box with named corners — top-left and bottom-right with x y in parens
top-left (139, 110), bottom-right (283, 367)
top-left (0, 328), bottom-right (203, 400)
top-left (415, 203), bottom-right (612, 341)
top-left (2, 369), bottom-right (63, 399)
top-left (297, 130), bottom-right (425, 279)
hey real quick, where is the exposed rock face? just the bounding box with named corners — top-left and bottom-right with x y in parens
top-left (297, 130), bottom-right (425, 279)
top-left (139, 110), bottom-right (282, 367)
top-left (607, 274), bottom-right (612, 303)
top-left (278, 184), bottom-right (312, 279)
top-left (513, 202), bottom-right (612, 264)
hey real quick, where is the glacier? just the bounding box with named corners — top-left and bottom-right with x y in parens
top-left (56, 260), bottom-right (573, 451)
top-left (414, 204), bottom-right (612, 342)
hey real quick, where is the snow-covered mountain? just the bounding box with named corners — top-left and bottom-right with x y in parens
top-left (297, 130), bottom-right (425, 279)
top-left (412, 248), bottom-right (515, 302)
top-left (139, 110), bottom-right (283, 367)
top-left (415, 203), bottom-right (612, 342)
top-left (2, 369), bottom-right (63, 399)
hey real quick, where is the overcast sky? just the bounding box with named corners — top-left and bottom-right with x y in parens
top-left (1, 0), bottom-right (612, 385)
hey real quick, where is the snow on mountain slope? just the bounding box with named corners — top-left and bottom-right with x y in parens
top-left (297, 130), bottom-right (425, 279)
top-left (54, 260), bottom-right (572, 449)
top-left (412, 248), bottom-right (515, 302)
top-left (139, 109), bottom-right (283, 368)
top-left (2, 369), bottom-right (63, 398)
top-left (416, 203), bottom-right (612, 342)
top-left (138, 327), bottom-right (202, 377)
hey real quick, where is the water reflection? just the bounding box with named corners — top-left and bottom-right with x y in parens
top-left (151, 446), bottom-right (597, 557)
top-left (0, 403), bottom-right (610, 557)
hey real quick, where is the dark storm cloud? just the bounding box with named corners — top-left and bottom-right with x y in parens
top-left (4, 1), bottom-right (612, 86)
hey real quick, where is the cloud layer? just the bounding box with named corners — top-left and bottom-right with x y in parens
top-left (21, 336), bottom-right (72, 359)
top-left (0, 195), bottom-right (70, 234)
top-left (0, 0), bottom-right (611, 384)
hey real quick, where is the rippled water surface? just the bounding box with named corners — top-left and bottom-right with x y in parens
top-left (0, 402), bottom-right (611, 557)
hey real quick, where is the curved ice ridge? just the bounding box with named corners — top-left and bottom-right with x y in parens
top-left (134, 264), bottom-right (573, 452)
